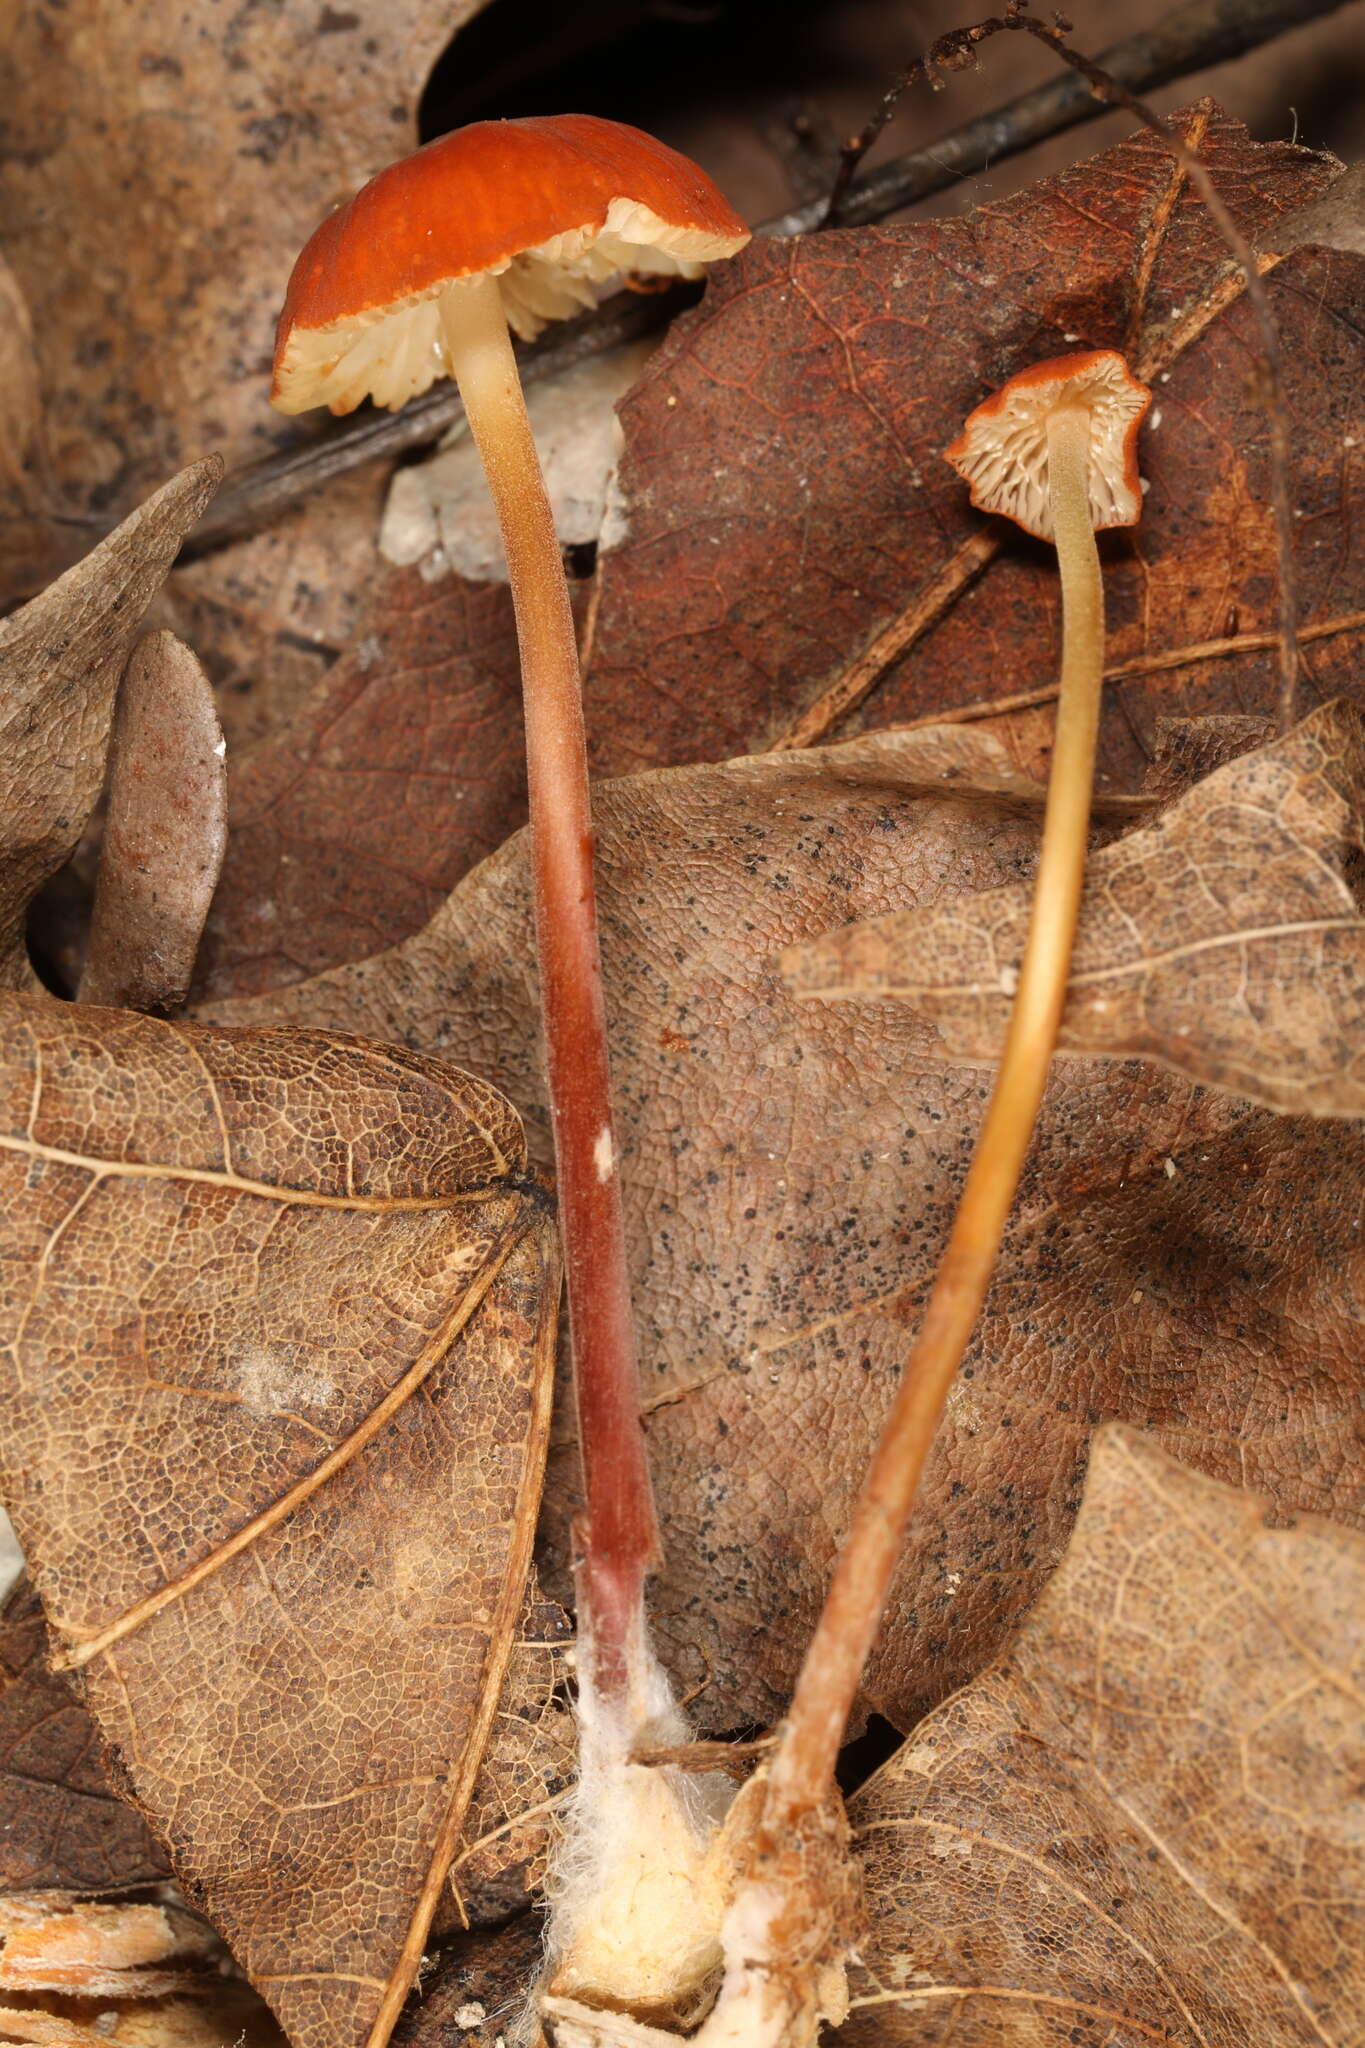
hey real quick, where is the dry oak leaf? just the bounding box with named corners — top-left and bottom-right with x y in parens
top-left (204, 726), bottom-right (1365, 1736)
top-left (0, 994), bottom-right (558, 2048)
top-left (0, 463), bottom-right (222, 993)
top-left (0, 1580), bottom-right (169, 1898)
top-left (785, 698), bottom-right (1365, 1118)
top-left (843, 1424), bottom-right (1365, 2046)
top-left (191, 108), bottom-right (1361, 1003)
top-left (0, 0), bottom-right (487, 722)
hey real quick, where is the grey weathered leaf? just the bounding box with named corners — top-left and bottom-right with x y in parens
top-left (784, 699), bottom-right (1365, 1117)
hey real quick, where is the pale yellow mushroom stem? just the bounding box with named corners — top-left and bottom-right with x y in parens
top-left (765, 399), bottom-right (1106, 1822)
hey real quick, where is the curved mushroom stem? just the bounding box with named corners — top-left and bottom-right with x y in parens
top-left (439, 273), bottom-right (658, 1697)
top-left (763, 402), bottom-right (1104, 1824)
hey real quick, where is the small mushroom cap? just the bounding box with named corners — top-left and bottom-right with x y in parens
top-left (272, 115), bottom-right (750, 417)
top-left (944, 350), bottom-right (1151, 542)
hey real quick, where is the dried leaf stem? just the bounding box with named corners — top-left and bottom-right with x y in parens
top-left (765, 409), bottom-right (1108, 1820)
top-left (891, 603), bottom-right (1365, 738)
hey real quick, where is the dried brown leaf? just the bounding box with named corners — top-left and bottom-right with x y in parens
top-left (192, 110), bottom-right (1363, 1003)
top-left (843, 1424), bottom-right (1365, 2045)
top-left (0, 1580), bottom-right (169, 1897)
top-left (0, 0), bottom-right (500, 723)
top-left (79, 633), bottom-right (227, 1015)
top-left (0, 465), bottom-right (222, 992)
top-left (784, 699), bottom-right (1365, 1117)
top-left (205, 727), bottom-right (1365, 1734)
top-left (0, 994), bottom-right (558, 2048)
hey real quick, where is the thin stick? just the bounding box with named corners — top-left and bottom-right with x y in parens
top-left (819, 16), bottom-right (1004, 230)
top-left (890, 604), bottom-right (1365, 737)
top-left (765, 408), bottom-right (1105, 1818)
top-left (442, 277), bottom-right (657, 1691)
top-left (772, 532), bottom-right (999, 753)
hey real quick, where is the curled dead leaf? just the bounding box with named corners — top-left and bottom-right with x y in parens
top-left (79, 633), bottom-right (227, 1015)
top-left (0, 464), bottom-right (222, 993)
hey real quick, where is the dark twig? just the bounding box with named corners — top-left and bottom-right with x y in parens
top-left (801, 0), bottom-right (1348, 234)
top-left (819, 16), bottom-right (1005, 230)
top-left (173, 0), bottom-right (1348, 562)
top-left (184, 285), bottom-right (699, 558)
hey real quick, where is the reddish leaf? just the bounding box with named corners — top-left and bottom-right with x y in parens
top-left (195, 108), bottom-right (1362, 1003)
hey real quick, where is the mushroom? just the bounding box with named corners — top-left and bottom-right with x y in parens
top-left (271, 118), bottom-right (749, 1703)
top-left (738, 351), bottom-right (1155, 1913)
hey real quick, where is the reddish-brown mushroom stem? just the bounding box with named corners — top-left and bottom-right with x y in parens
top-left (272, 117), bottom-right (747, 1707)
top-left (440, 275), bottom-right (657, 1689)
top-left (764, 361), bottom-right (1144, 1827)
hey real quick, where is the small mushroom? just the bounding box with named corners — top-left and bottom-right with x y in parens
top-left (743, 352), bottom-right (1157, 1858)
top-left (944, 349), bottom-right (1150, 1058)
top-left (946, 350), bottom-right (1150, 799)
top-left (272, 118), bottom-right (749, 1693)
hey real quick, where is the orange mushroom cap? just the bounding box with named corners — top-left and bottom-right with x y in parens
top-left (272, 114), bottom-right (750, 417)
top-left (944, 350), bottom-right (1151, 542)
